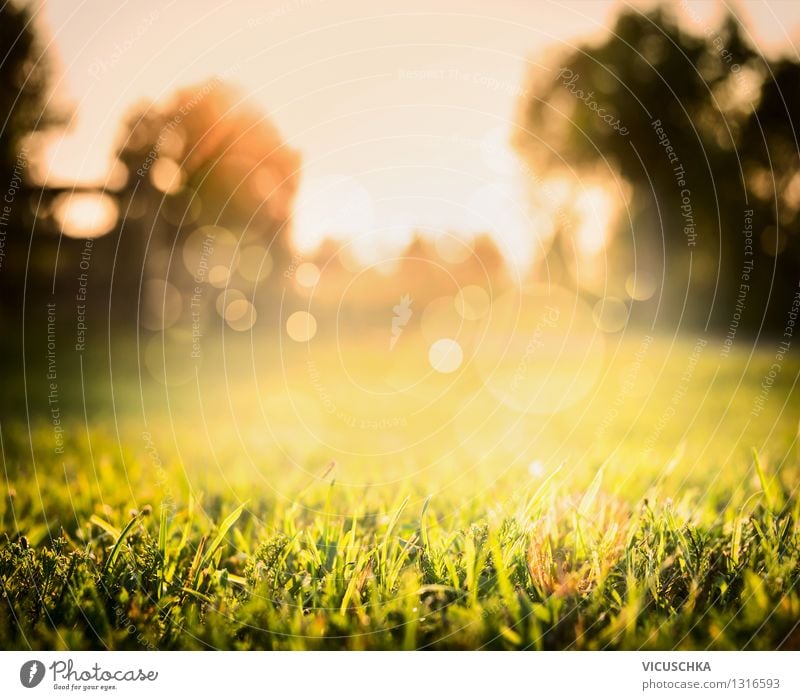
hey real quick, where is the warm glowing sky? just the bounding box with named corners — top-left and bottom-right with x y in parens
top-left (35, 0), bottom-right (800, 261)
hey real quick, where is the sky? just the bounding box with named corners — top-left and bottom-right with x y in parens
top-left (32, 0), bottom-right (800, 262)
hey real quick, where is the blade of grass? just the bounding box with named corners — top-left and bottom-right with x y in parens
top-left (90, 514), bottom-right (120, 541)
top-left (420, 494), bottom-right (432, 551)
top-left (752, 448), bottom-right (779, 513)
top-left (200, 502), bottom-right (246, 569)
top-left (380, 496), bottom-right (409, 582)
top-left (158, 506), bottom-right (169, 598)
top-left (579, 462), bottom-right (606, 517)
top-left (101, 512), bottom-right (141, 576)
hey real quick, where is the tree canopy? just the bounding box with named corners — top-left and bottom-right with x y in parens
top-left (515, 5), bottom-right (800, 334)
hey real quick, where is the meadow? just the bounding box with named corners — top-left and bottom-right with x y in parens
top-left (1, 330), bottom-right (799, 650)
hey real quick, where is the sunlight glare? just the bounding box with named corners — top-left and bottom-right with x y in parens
top-left (574, 186), bottom-right (615, 255)
top-left (54, 192), bottom-right (119, 239)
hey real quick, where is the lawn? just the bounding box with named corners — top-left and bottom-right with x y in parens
top-left (1, 332), bottom-right (799, 650)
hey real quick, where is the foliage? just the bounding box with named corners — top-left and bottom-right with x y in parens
top-left (516, 5), bottom-right (800, 332)
top-left (0, 0), bottom-right (61, 181)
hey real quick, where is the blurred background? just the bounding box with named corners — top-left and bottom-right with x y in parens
top-left (1, 0), bottom-right (799, 492)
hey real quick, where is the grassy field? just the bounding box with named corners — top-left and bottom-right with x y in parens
top-left (1, 331), bottom-right (799, 650)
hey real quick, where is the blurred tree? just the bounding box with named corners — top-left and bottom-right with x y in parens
top-left (114, 80), bottom-right (300, 330)
top-left (742, 59), bottom-right (800, 244)
top-left (0, 1), bottom-right (60, 188)
top-left (0, 0), bottom-right (65, 335)
top-left (516, 5), bottom-right (799, 334)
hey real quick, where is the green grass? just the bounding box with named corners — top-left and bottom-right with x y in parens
top-left (1, 334), bottom-right (799, 650)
